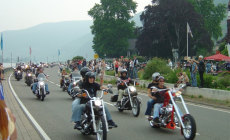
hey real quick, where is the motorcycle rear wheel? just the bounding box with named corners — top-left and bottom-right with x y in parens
top-left (96, 117), bottom-right (107, 140)
top-left (181, 114), bottom-right (196, 140)
top-left (132, 97), bottom-right (140, 117)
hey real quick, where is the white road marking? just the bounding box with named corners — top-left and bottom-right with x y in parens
top-left (9, 74), bottom-right (51, 140)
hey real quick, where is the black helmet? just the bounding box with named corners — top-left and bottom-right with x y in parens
top-left (85, 72), bottom-right (96, 83)
top-left (80, 67), bottom-right (91, 77)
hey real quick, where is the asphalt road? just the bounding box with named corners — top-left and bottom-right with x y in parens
top-left (10, 66), bottom-right (230, 140)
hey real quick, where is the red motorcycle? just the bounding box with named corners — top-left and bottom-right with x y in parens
top-left (149, 85), bottom-right (196, 140)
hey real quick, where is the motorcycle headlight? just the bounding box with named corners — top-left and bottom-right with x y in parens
top-left (94, 100), bottom-right (102, 107)
top-left (175, 91), bottom-right (182, 96)
top-left (25, 65), bottom-right (28, 68)
top-left (129, 86), bottom-right (136, 93)
top-left (40, 82), bottom-right (45, 86)
top-left (28, 73), bottom-right (32, 76)
top-left (17, 71), bottom-right (21, 73)
top-left (73, 82), bottom-right (76, 85)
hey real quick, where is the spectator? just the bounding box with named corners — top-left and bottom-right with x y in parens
top-left (196, 55), bottom-right (205, 88)
top-left (206, 61), bottom-right (212, 73)
top-left (114, 59), bottom-right (119, 77)
top-left (125, 58), bottom-right (130, 77)
top-left (0, 99), bottom-right (17, 140)
top-left (168, 59), bottom-right (173, 69)
top-left (191, 59), bottom-right (197, 87)
top-left (133, 56), bottom-right (139, 79)
top-left (129, 59), bottom-right (134, 79)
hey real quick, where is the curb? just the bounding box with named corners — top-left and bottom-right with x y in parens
top-left (8, 73), bottom-right (51, 140)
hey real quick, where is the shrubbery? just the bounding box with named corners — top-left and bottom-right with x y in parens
top-left (142, 57), bottom-right (172, 80)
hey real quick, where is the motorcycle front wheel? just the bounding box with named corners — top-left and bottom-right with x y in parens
top-left (181, 114), bottom-right (196, 140)
top-left (41, 90), bottom-right (45, 101)
top-left (96, 117), bottom-right (107, 140)
top-left (132, 97), bottom-right (140, 117)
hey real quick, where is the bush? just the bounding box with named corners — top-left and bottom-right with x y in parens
top-left (105, 70), bottom-right (115, 76)
top-left (72, 56), bottom-right (84, 61)
top-left (142, 57), bottom-right (172, 80)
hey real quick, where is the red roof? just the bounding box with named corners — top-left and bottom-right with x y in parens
top-left (204, 54), bottom-right (230, 61)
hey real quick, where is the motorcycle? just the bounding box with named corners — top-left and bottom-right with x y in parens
top-left (15, 70), bottom-right (23, 81)
top-left (68, 79), bottom-right (82, 99)
top-left (62, 75), bottom-right (70, 91)
top-left (33, 73), bottom-right (49, 101)
top-left (25, 72), bottom-right (33, 86)
top-left (149, 84), bottom-right (196, 140)
top-left (75, 88), bottom-right (112, 140)
top-left (112, 79), bottom-right (141, 117)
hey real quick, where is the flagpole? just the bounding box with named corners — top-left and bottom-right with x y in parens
top-left (187, 23), bottom-right (189, 59)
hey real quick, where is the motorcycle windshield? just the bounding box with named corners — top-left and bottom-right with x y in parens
top-left (37, 73), bottom-right (46, 81)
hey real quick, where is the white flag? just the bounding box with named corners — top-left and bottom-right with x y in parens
top-left (187, 22), bottom-right (193, 38)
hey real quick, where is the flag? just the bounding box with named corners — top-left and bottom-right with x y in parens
top-left (0, 84), bottom-right (4, 100)
top-left (29, 47), bottom-right (32, 55)
top-left (187, 22), bottom-right (193, 38)
top-left (58, 49), bottom-right (60, 56)
top-left (0, 33), bottom-right (3, 51)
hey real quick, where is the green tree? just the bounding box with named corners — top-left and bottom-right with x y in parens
top-left (72, 56), bottom-right (84, 61)
top-left (88, 0), bottom-right (137, 57)
top-left (136, 0), bottom-right (213, 58)
top-left (186, 0), bottom-right (226, 40)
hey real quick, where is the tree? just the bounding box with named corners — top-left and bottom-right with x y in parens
top-left (72, 56), bottom-right (84, 62)
top-left (136, 0), bottom-right (213, 59)
top-left (186, 0), bottom-right (226, 40)
top-left (88, 0), bottom-right (137, 57)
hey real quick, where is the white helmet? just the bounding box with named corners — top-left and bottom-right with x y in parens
top-left (152, 72), bottom-right (160, 81)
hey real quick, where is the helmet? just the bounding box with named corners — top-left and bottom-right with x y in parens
top-left (152, 72), bottom-right (160, 81)
top-left (80, 67), bottom-right (91, 77)
top-left (120, 69), bottom-right (127, 75)
top-left (85, 72), bottom-right (96, 83)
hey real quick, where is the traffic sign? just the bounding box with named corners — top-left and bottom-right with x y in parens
top-left (94, 54), bottom-right (99, 59)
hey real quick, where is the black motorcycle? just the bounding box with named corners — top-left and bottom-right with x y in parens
top-left (75, 88), bottom-right (112, 140)
top-left (111, 79), bottom-right (141, 117)
top-left (62, 75), bottom-right (70, 91)
top-left (25, 72), bottom-right (33, 86)
top-left (15, 70), bottom-right (23, 81)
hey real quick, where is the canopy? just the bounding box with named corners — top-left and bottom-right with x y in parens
top-left (204, 54), bottom-right (230, 61)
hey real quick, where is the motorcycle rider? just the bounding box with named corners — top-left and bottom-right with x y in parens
top-left (145, 72), bottom-right (160, 120)
top-left (71, 70), bottom-right (118, 130)
top-left (116, 69), bottom-right (134, 106)
top-left (15, 65), bottom-right (22, 77)
top-left (32, 67), bottom-right (50, 94)
top-left (60, 69), bottom-right (68, 88)
top-left (151, 76), bottom-right (167, 123)
top-left (67, 67), bottom-right (81, 93)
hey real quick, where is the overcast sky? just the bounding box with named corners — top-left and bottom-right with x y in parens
top-left (0, 0), bottom-right (152, 32)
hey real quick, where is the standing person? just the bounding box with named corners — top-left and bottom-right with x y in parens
top-left (168, 59), bottom-right (173, 69)
top-left (114, 59), bottom-right (119, 77)
top-left (129, 59), bottom-right (134, 79)
top-left (206, 61), bottom-right (212, 73)
top-left (82, 59), bottom-right (87, 67)
top-left (0, 63), bottom-right (4, 80)
top-left (191, 59), bottom-right (197, 87)
top-left (0, 100), bottom-right (17, 140)
top-left (133, 56), bottom-right (139, 79)
top-left (195, 55), bottom-right (205, 88)
top-left (125, 58), bottom-right (130, 77)
top-left (100, 59), bottom-right (106, 85)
